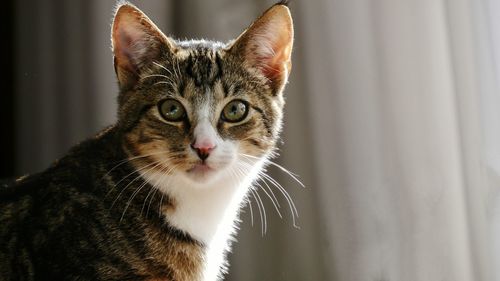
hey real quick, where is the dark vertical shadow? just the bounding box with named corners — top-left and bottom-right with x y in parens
top-left (81, 1), bottom-right (93, 132)
top-left (171, 0), bottom-right (185, 37)
top-left (54, 0), bottom-right (67, 151)
top-left (0, 0), bottom-right (15, 178)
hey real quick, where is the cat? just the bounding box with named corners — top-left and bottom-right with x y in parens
top-left (0, 1), bottom-right (293, 280)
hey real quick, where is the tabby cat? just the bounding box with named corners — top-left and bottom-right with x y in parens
top-left (0, 1), bottom-right (293, 280)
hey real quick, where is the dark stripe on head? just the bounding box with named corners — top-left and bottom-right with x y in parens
top-left (251, 105), bottom-right (273, 136)
top-left (215, 52), bottom-right (224, 82)
top-left (185, 49), bottom-right (221, 87)
top-left (177, 78), bottom-right (186, 98)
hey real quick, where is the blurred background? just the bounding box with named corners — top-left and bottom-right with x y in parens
top-left (2, 0), bottom-right (500, 280)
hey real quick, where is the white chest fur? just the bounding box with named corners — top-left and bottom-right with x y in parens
top-left (143, 158), bottom-right (264, 281)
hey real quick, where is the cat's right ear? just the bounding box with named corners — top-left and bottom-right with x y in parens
top-left (111, 3), bottom-right (176, 90)
top-left (226, 3), bottom-right (293, 93)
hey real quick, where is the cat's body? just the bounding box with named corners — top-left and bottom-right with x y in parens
top-left (1, 127), bottom-right (205, 280)
top-left (0, 2), bottom-right (293, 281)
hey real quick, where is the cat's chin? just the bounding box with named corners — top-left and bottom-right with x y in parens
top-left (184, 163), bottom-right (220, 183)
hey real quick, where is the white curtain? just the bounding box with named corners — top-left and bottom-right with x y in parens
top-left (287, 0), bottom-right (500, 280)
top-left (15, 0), bottom-right (500, 280)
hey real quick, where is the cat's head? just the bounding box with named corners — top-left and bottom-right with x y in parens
top-left (111, 2), bottom-right (293, 185)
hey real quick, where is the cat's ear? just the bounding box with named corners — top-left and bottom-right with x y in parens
top-left (112, 3), bottom-right (176, 90)
top-left (227, 3), bottom-right (294, 91)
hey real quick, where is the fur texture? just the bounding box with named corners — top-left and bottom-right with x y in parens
top-left (0, 2), bottom-right (293, 280)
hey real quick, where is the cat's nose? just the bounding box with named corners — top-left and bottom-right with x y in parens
top-left (191, 140), bottom-right (216, 161)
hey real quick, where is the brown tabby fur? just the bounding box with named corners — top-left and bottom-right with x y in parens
top-left (0, 1), bottom-right (293, 280)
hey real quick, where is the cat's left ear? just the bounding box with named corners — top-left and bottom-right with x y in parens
top-left (227, 3), bottom-right (294, 92)
top-left (112, 3), bottom-right (176, 90)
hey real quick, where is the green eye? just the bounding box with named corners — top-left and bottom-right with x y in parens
top-left (158, 99), bottom-right (186, 122)
top-left (222, 99), bottom-right (249, 123)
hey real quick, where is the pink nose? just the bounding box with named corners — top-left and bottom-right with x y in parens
top-left (191, 140), bottom-right (216, 161)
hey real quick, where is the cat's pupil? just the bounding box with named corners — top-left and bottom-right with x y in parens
top-left (231, 103), bottom-right (245, 116)
top-left (230, 105), bottom-right (238, 115)
top-left (159, 99), bottom-right (185, 122)
top-left (222, 100), bottom-right (248, 122)
top-left (169, 105), bottom-right (178, 114)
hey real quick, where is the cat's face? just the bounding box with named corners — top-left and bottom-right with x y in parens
top-left (111, 4), bottom-right (293, 185)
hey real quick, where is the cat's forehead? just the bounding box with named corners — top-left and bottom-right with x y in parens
top-left (165, 41), bottom-right (244, 102)
top-left (180, 46), bottom-right (223, 89)
top-left (144, 39), bottom-right (263, 112)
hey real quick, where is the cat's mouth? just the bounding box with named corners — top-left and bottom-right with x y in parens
top-left (184, 162), bottom-right (220, 183)
top-left (184, 162), bottom-right (218, 182)
top-left (186, 163), bottom-right (214, 174)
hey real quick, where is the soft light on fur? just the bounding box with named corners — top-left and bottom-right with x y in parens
top-left (111, 2), bottom-right (294, 280)
top-left (0, 2), bottom-right (293, 281)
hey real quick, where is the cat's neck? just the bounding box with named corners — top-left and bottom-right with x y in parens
top-left (142, 159), bottom-right (264, 280)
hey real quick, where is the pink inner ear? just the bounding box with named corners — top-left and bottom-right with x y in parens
top-left (237, 5), bottom-right (293, 84)
top-left (113, 11), bottom-right (158, 73)
top-left (260, 56), bottom-right (283, 81)
top-left (112, 6), bottom-right (167, 75)
top-left (112, 4), bottom-right (174, 89)
top-left (261, 45), bottom-right (291, 81)
top-left (113, 13), bottom-right (140, 74)
top-left (114, 29), bottom-right (137, 73)
top-left (251, 31), bottom-right (292, 82)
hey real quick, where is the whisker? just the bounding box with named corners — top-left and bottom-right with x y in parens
top-left (252, 187), bottom-right (267, 235)
top-left (155, 165), bottom-right (178, 215)
top-left (227, 165), bottom-right (254, 227)
top-left (241, 153), bottom-right (305, 188)
top-left (107, 160), bottom-right (160, 201)
top-left (129, 160), bottom-right (178, 219)
top-left (141, 166), bottom-right (168, 217)
top-left (141, 183), bottom-right (157, 216)
top-left (254, 186), bottom-right (267, 236)
top-left (175, 59), bottom-right (182, 80)
top-left (157, 163), bottom-right (181, 217)
top-left (229, 164), bottom-right (255, 224)
top-left (154, 80), bottom-right (177, 87)
top-left (259, 172), bottom-right (300, 229)
top-left (141, 73), bottom-right (176, 87)
top-left (102, 151), bottom-right (170, 180)
top-left (158, 193), bottom-right (165, 217)
top-left (141, 74), bottom-right (171, 80)
top-left (145, 187), bottom-right (158, 217)
top-left (249, 188), bottom-right (264, 236)
top-left (235, 161), bottom-right (282, 219)
top-left (120, 161), bottom-right (165, 221)
top-left (238, 158), bottom-right (300, 229)
top-left (152, 61), bottom-right (175, 77)
top-left (257, 169), bottom-right (298, 217)
top-left (233, 164), bottom-right (267, 234)
top-left (247, 197), bottom-right (254, 227)
top-left (255, 181), bottom-right (283, 219)
top-left (256, 173), bottom-right (281, 208)
top-left (109, 154), bottom-right (179, 211)
top-left (143, 164), bottom-right (173, 216)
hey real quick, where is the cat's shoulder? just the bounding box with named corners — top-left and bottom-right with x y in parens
top-left (0, 125), bottom-right (120, 202)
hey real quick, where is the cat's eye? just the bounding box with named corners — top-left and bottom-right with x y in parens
top-left (221, 100), bottom-right (249, 123)
top-left (158, 99), bottom-right (186, 122)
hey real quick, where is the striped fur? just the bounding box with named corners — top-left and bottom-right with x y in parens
top-left (0, 2), bottom-right (293, 280)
